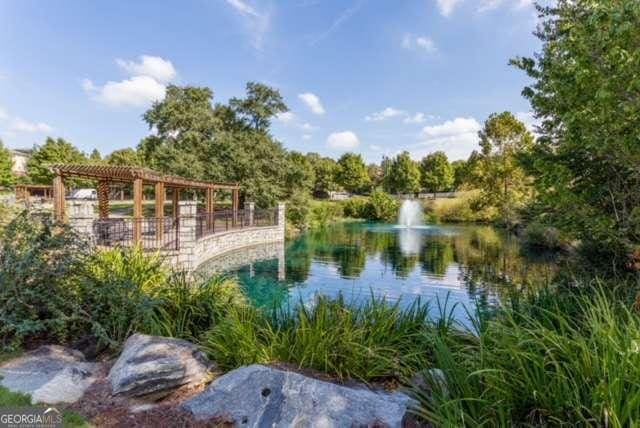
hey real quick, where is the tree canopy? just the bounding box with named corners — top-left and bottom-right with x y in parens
top-left (0, 141), bottom-right (15, 188)
top-left (27, 137), bottom-right (87, 184)
top-left (420, 151), bottom-right (454, 193)
top-left (512, 0), bottom-right (640, 264)
top-left (384, 151), bottom-right (421, 194)
top-left (335, 153), bottom-right (371, 194)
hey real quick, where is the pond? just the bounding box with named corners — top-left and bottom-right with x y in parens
top-left (196, 222), bottom-right (559, 324)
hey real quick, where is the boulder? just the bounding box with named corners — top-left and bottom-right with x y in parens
top-left (0, 345), bottom-right (98, 404)
top-left (183, 364), bottom-right (414, 427)
top-left (408, 368), bottom-right (447, 396)
top-left (108, 333), bottom-right (213, 398)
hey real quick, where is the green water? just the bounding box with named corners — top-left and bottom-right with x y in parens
top-left (204, 222), bottom-right (559, 322)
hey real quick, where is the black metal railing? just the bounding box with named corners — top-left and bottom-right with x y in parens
top-left (93, 217), bottom-right (179, 250)
top-left (195, 208), bottom-right (278, 239)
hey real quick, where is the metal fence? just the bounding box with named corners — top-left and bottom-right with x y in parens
top-left (93, 217), bottom-right (179, 250)
top-left (195, 208), bottom-right (278, 239)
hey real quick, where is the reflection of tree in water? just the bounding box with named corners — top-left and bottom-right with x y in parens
top-left (285, 237), bottom-right (313, 283)
top-left (421, 237), bottom-right (455, 277)
top-left (332, 244), bottom-right (367, 278)
top-left (235, 259), bottom-right (289, 309)
top-left (379, 240), bottom-right (420, 278)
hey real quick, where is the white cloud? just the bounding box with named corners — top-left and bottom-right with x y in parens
top-left (300, 122), bottom-right (314, 131)
top-left (478, 0), bottom-right (534, 12)
top-left (83, 55), bottom-right (177, 108)
top-left (413, 117), bottom-right (481, 160)
top-left (436, 0), bottom-right (463, 17)
top-left (9, 117), bottom-right (53, 133)
top-left (115, 55), bottom-right (176, 83)
top-left (404, 113), bottom-right (434, 124)
top-left (276, 111), bottom-right (295, 123)
top-left (402, 34), bottom-right (437, 53)
top-left (298, 92), bottom-right (325, 115)
top-left (302, 134), bottom-right (312, 141)
top-left (224, 0), bottom-right (270, 51)
top-left (225, 0), bottom-right (259, 17)
top-left (310, 0), bottom-right (365, 45)
top-left (365, 107), bottom-right (406, 122)
top-left (327, 131), bottom-right (360, 150)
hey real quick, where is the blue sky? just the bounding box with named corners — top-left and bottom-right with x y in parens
top-left (0, 0), bottom-right (540, 162)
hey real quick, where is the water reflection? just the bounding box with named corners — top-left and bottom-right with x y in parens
top-left (199, 223), bottom-right (559, 322)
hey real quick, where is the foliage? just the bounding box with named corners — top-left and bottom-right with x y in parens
top-left (138, 84), bottom-right (292, 207)
top-left (364, 189), bottom-right (399, 222)
top-left (0, 385), bottom-right (89, 426)
top-left (383, 151), bottom-right (421, 194)
top-left (26, 137), bottom-right (87, 185)
top-left (412, 284), bottom-right (640, 427)
top-left (523, 222), bottom-right (566, 251)
top-left (284, 151), bottom-right (314, 197)
top-left (475, 112), bottom-right (534, 226)
top-left (106, 148), bottom-right (143, 166)
top-left (335, 152), bottom-right (371, 194)
top-left (77, 246), bottom-right (167, 350)
top-left (342, 197), bottom-right (369, 219)
top-left (306, 153), bottom-right (339, 198)
top-left (88, 149), bottom-right (102, 163)
top-left (202, 294), bottom-right (439, 382)
top-left (511, 0), bottom-right (640, 268)
top-left (0, 212), bottom-right (88, 350)
top-left (0, 140), bottom-right (15, 188)
top-left (420, 151), bottom-right (454, 193)
top-left (425, 191), bottom-right (498, 223)
top-left (285, 190), bottom-right (311, 231)
top-left (308, 200), bottom-right (345, 228)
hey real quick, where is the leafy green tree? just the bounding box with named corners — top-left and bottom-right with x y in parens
top-left (0, 141), bottom-right (15, 188)
top-left (106, 148), bottom-right (143, 166)
top-left (420, 151), bottom-right (454, 194)
top-left (383, 151), bottom-right (421, 194)
top-left (27, 137), bottom-right (87, 184)
top-left (367, 163), bottom-right (384, 189)
top-left (306, 153), bottom-right (339, 198)
top-left (451, 160), bottom-right (467, 190)
top-left (335, 153), bottom-right (371, 194)
top-left (89, 149), bottom-right (102, 163)
top-left (229, 82), bottom-right (288, 132)
top-left (284, 151), bottom-right (315, 197)
top-left (476, 112), bottom-right (533, 223)
top-left (365, 189), bottom-right (399, 222)
top-left (139, 83), bottom-right (290, 207)
top-left (512, 0), bottom-right (640, 266)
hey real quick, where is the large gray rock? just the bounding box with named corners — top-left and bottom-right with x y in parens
top-left (183, 364), bottom-right (414, 427)
top-left (0, 345), bottom-right (98, 404)
top-left (108, 333), bottom-right (213, 398)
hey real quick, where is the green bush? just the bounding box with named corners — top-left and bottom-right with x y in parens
top-left (342, 197), bottom-right (369, 219)
top-left (286, 190), bottom-right (311, 231)
top-left (77, 246), bottom-right (168, 350)
top-left (411, 285), bottom-right (640, 426)
top-left (364, 189), bottom-right (399, 222)
top-left (201, 294), bottom-right (443, 382)
top-left (0, 212), bottom-right (88, 350)
top-left (308, 200), bottom-right (345, 228)
top-left (524, 222), bottom-right (565, 251)
top-left (425, 191), bottom-right (497, 223)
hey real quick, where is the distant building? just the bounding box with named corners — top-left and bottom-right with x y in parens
top-left (10, 149), bottom-right (31, 176)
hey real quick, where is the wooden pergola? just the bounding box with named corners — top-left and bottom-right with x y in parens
top-left (49, 164), bottom-right (240, 241)
top-left (16, 184), bottom-right (54, 200)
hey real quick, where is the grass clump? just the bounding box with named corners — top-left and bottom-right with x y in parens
top-left (425, 191), bottom-right (497, 224)
top-left (201, 294), bottom-right (452, 383)
top-left (411, 284), bottom-right (640, 427)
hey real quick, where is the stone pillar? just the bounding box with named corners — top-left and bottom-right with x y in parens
top-left (277, 241), bottom-right (286, 281)
top-left (177, 200), bottom-right (197, 271)
top-left (245, 202), bottom-right (255, 227)
top-left (276, 203), bottom-right (286, 230)
top-left (68, 199), bottom-right (97, 243)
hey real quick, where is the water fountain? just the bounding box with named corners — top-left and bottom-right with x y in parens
top-left (398, 199), bottom-right (424, 228)
top-left (397, 199), bottom-right (424, 255)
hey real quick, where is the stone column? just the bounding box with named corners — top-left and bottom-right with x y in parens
top-left (177, 200), bottom-right (198, 271)
top-left (68, 199), bottom-right (97, 243)
top-left (276, 203), bottom-right (286, 230)
top-left (245, 202), bottom-right (255, 227)
top-left (277, 241), bottom-right (286, 281)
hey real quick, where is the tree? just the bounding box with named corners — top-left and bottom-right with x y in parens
top-left (306, 153), bottom-right (339, 198)
top-left (89, 149), bottom-right (102, 163)
top-left (335, 153), bottom-right (371, 194)
top-left (0, 141), bottom-right (15, 188)
top-left (420, 151), bottom-right (454, 194)
top-left (383, 151), bottom-right (421, 194)
top-left (451, 160), bottom-right (467, 190)
top-left (27, 137), bottom-right (87, 184)
top-left (139, 83), bottom-right (291, 207)
top-left (106, 148), bottom-right (143, 166)
top-left (284, 151), bottom-right (315, 197)
top-left (229, 82), bottom-right (288, 132)
top-left (511, 0), bottom-right (640, 267)
top-left (476, 112), bottom-right (533, 223)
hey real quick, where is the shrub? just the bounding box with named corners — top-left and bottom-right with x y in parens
top-left (342, 197), bottom-right (369, 219)
top-left (77, 246), bottom-right (168, 350)
top-left (411, 285), bottom-right (640, 426)
top-left (524, 222), bottom-right (565, 251)
top-left (0, 212), bottom-right (88, 350)
top-left (308, 200), bottom-right (344, 228)
top-left (425, 191), bottom-right (497, 223)
top-left (201, 294), bottom-right (442, 382)
top-left (286, 190), bottom-right (311, 231)
top-left (364, 189), bottom-right (398, 222)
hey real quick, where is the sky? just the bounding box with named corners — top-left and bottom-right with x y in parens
top-left (0, 0), bottom-right (541, 162)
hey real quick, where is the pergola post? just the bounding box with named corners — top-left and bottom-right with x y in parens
top-left (232, 188), bottom-right (239, 226)
top-left (155, 182), bottom-right (165, 242)
top-left (133, 177), bottom-right (143, 244)
top-left (53, 174), bottom-right (65, 221)
top-left (172, 188), bottom-right (180, 220)
top-left (205, 187), bottom-right (215, 231)
top-left (97, 180), bottom-right (110, 219)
